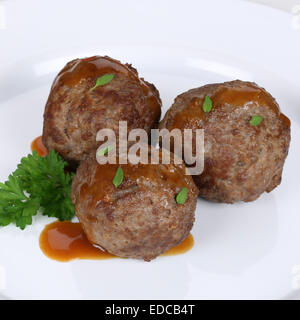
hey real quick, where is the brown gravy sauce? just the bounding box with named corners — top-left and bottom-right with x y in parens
top-left (40, 221), bottom-right (194, 262)
top-left (31, 136), bottom-right (49, 156)
top-left (171, 84), bottom-right (291, 129)
top-left (53, 55), bottom-right (161, 121)
top-left (79, 156), bottom-right (197, 210)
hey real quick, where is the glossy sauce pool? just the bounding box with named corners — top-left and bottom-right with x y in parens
top-left (40, 221), bottom-right (194, 262)
top-left (31, 136), bottom-right (49, 156)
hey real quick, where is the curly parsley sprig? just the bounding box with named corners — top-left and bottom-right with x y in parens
top-left (0, 150), bottom-right (75, 230)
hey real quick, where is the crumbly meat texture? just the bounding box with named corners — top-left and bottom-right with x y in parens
top-left (42, 56), bottom-right (161, 163)
top-left (71, 151), bottom-right (198, 261)
top-left (159, 80), bottom-right (291, 203)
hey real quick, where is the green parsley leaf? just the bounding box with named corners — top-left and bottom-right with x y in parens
top-left (250, 115), bottom-right (263, 126)
top-left (176, 187), bottom-right (188, 204)
top-left (202, 95), bottom-right (213, 113)
top-left (0, 150), bottom-right (75, 229)
top-left (97, 145), bottom-right (115, 157)
top-left (113, 167), bottom-right (124, 188)
top-left (90, 74), bottom-right (115, 91)
top-left (0, 175), bottom-right (40, 229)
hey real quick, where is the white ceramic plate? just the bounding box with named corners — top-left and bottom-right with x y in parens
top-left (0, 0), bottom-right (300, 300)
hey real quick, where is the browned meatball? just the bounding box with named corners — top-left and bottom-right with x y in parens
top-left (159, 80), bottom-right (291, 203)
top-left (42, 56), bottom-right (161, 163)
top-left (71, 149), bottom-right (198, 261)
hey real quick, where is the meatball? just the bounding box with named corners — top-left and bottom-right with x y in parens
top-left (71, 149), bottom-right (198, 261)
top-left (159, 80), bottom-right (291, 203)
top-left (42, 56), bottom-right (161, 163)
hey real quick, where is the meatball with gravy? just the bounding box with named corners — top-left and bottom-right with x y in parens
top-left (71, 149), bottom-right (198, 261)
top-left (43, 56), bottom-right (161, 163)
top-left (159, 80), bottom-right (291, 203)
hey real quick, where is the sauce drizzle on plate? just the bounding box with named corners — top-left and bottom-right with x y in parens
top-left (40, 221), bottom-right (194, 262)
top-left (31, 136), bottom-right (49, 156)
